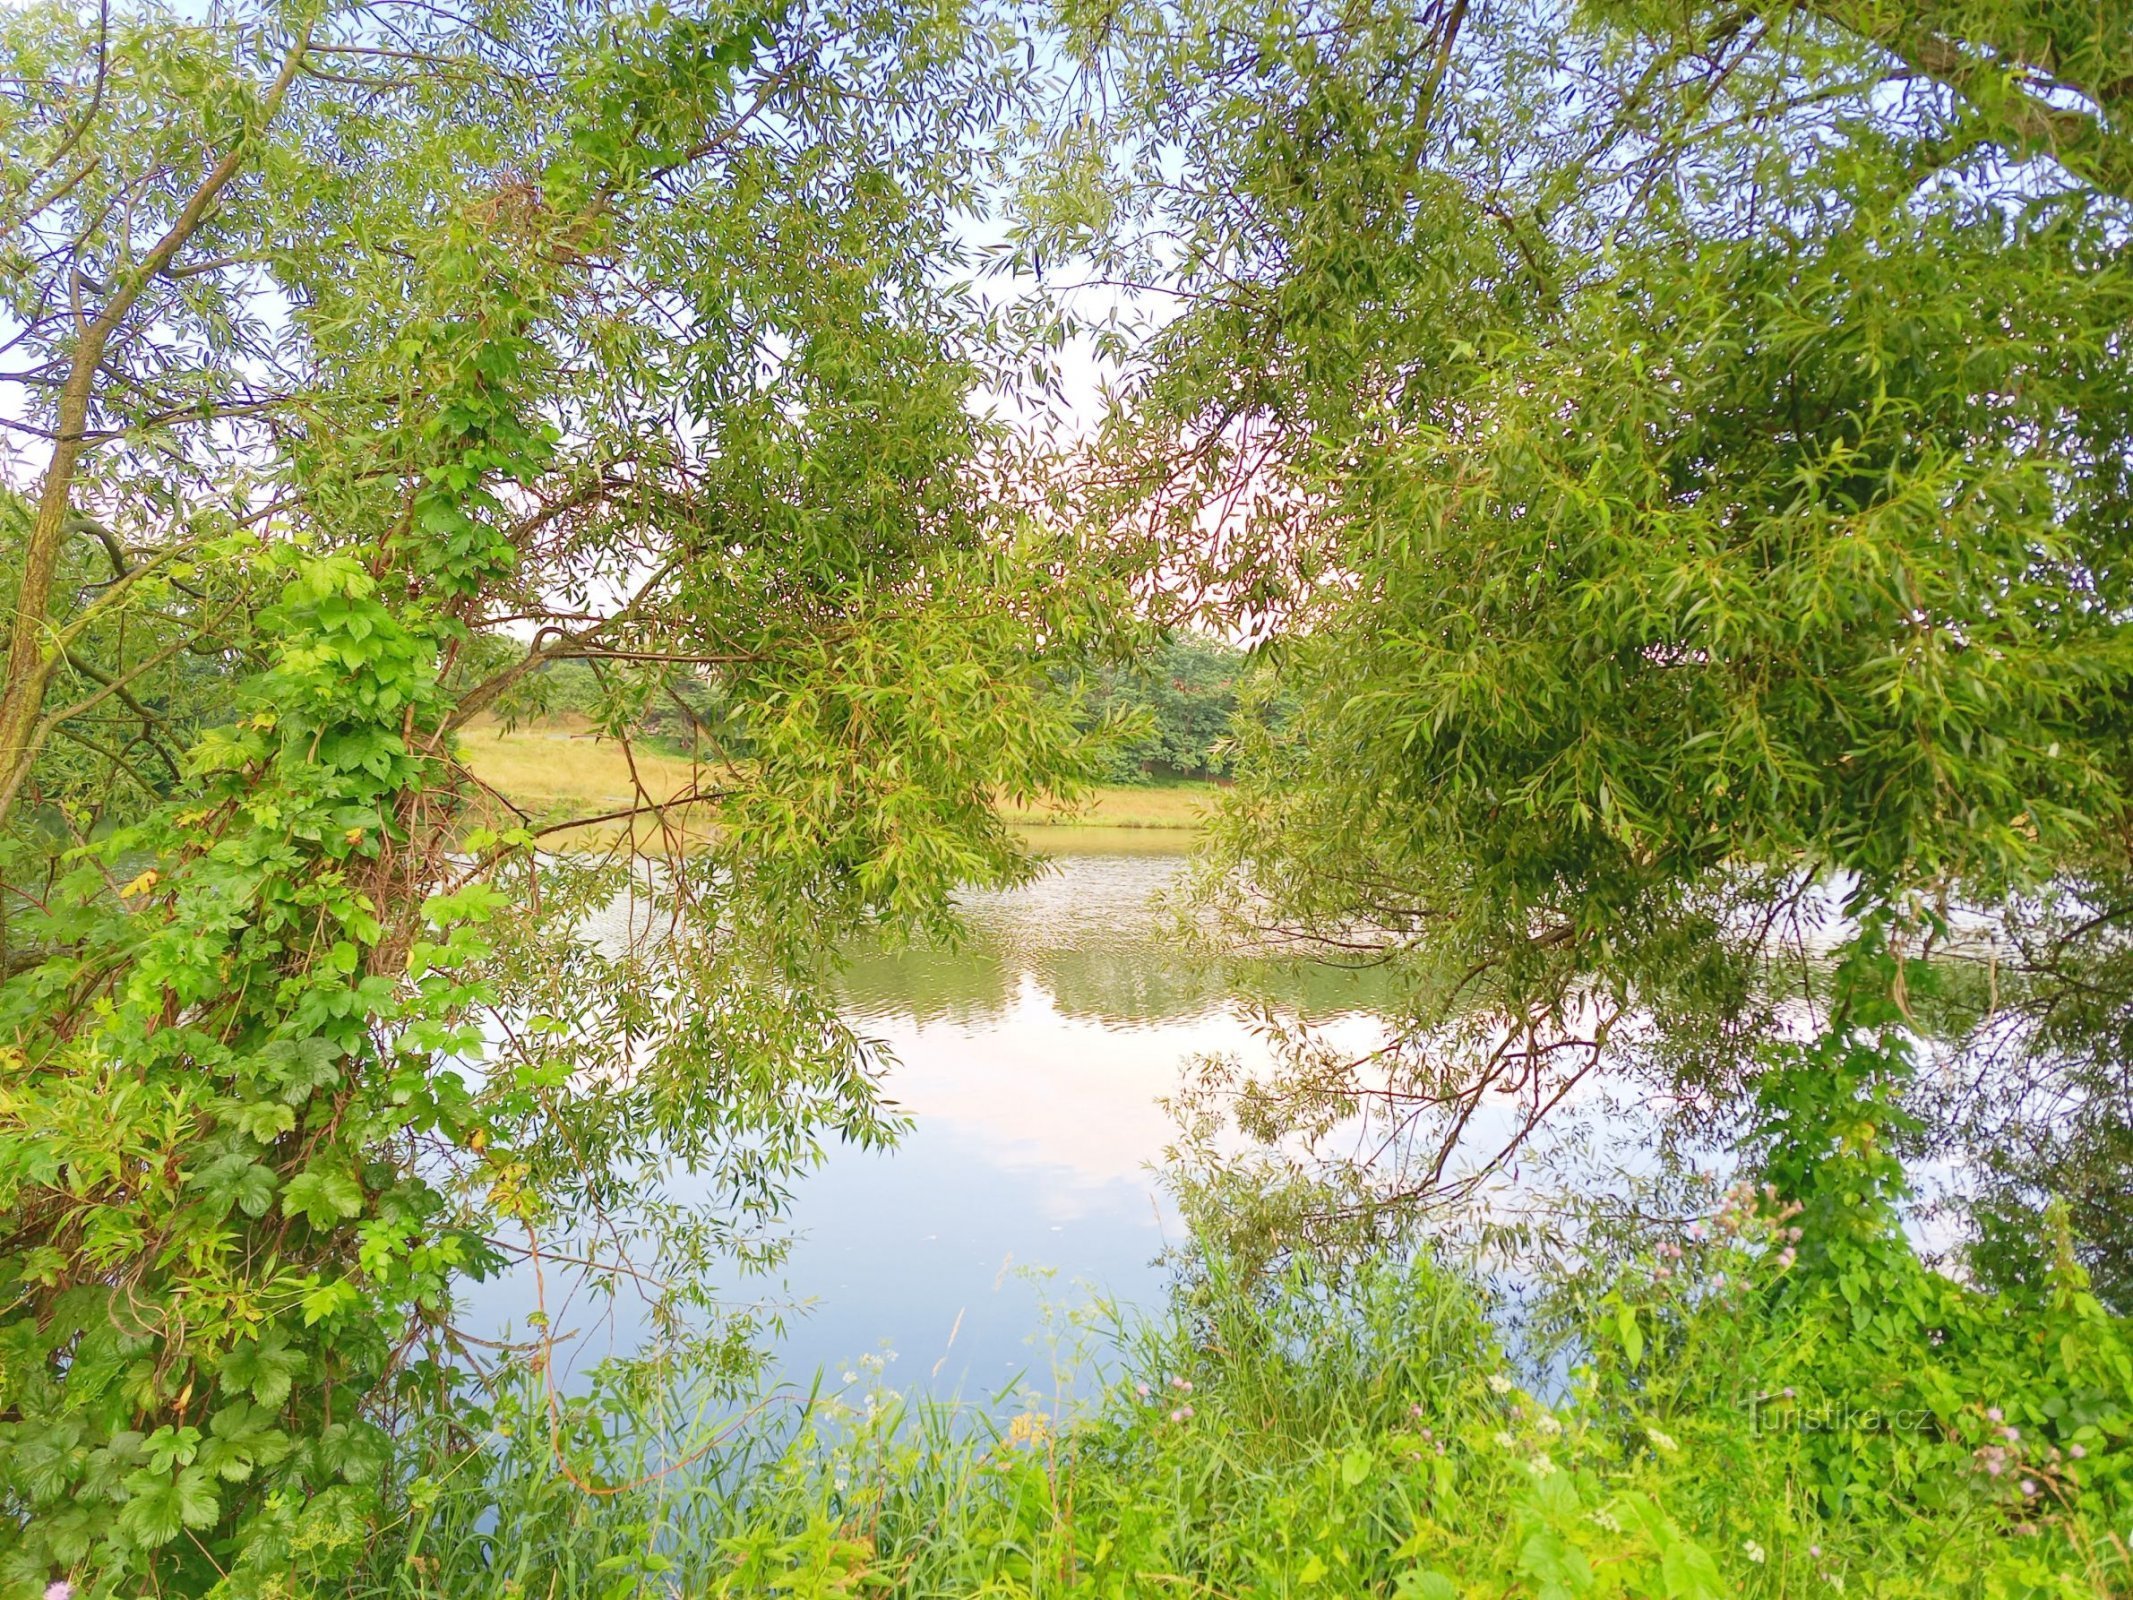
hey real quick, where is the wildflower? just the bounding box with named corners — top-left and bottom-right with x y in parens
top-left (1686, 1222), bottom-right (1708, 1242)
top-left (2000, 1425), bottom-right (2020, 1443)
top-left (1169, 1405), bottom-right (1194, 1423)
top-left (1743, 1540), bottom-right (1766, 1565)
top-left (2071, 1443), bottom-right (2087, 1460)
top-left (1529, 1452), bottom-right (1558, 1478)
top-left (1170, 1375), bottom-right (1193, 1393)
top-left (1410, 1403), bottom-right (1426, 1419)
top-left (1494, 1431), bottom-right (1517, 1450)
top-left (1647, 1427), bottom-right (1679, 1454)
top-left (1135, 1382), bottom-right (1151, 1399)
top-left (1005, 1411), bottom-right (1051, 1449)
top-left (45, 1585), bottom-right (72, 1600)
top-left (841, 1370), bottom-right (859, 1385)
top-left (2021, 1478), bottom-right (2037, 1496)
top-left (1487, 1373), bottom-right (1515, 1395)
top-left (1809, 1545), bottom-right (1822, 1559)
top-left (1986, 1407), bottom-right (2003, 1422)
top-left (1535, 1412), bottom-right (1562, 1437)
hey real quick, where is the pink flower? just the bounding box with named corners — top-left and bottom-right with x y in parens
top-left (2070, 1443), bottom-right (2087, 1460)
top-left (1985, 1408), bottom-right (2003, 1423)
top-left (45, 1584), bottom-right (73, 1600)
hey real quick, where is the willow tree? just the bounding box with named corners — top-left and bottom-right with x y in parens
top-left (1039, 0), bottom-right (2133, 1271)
top-left (0, 0), bottom-right (1119, 1589)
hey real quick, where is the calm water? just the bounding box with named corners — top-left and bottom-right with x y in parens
top-left (475, 840), bottom-right (1397, 1395)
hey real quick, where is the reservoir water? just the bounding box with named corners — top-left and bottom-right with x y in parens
top-left (473, 836), bottom-right (1397, 1398)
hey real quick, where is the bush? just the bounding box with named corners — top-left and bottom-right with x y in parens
top-left (350, 1050), bottom-right (2133, 1597)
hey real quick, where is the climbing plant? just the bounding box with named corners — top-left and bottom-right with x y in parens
top-left (0, 0), bottom-right (1119, 1590)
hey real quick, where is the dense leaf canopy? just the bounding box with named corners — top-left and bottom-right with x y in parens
top-left (1041, 0), bottom-right (2133, 1285)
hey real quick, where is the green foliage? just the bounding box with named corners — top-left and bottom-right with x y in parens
top-left (1044, 0), bottom-right (2133, 1268)
top-left (346, 1077), bottom-right (2133, 1595)
top-left (1074, 633), bottom-right (1248, 783)
top-left (0, 0), bottom-right (1120, 1591)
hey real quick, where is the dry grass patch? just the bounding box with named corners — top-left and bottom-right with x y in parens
top-left (455, 720), bottom-right (1214, 852)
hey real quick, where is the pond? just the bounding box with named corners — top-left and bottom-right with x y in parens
top-left (471, 836), bottom-right (1399, 1398)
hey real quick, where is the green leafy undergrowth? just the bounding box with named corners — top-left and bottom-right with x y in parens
top-left (357, 1070), bottom-right (2132, 1599)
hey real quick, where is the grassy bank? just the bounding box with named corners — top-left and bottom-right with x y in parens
top-left (453, 720), bottom-right (1216, 844)
top-left (998, 776), bottom-right (1215, 831)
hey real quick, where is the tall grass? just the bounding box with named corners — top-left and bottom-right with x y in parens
top-left (354, 1237), bottom-right (2130, 1598)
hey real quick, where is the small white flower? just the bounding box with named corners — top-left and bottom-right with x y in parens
top-left (1487, 1373), bottom-right (1515, 1395)
top-left (1529, 1452), bottom-right (1557, 1477)
top-left (1494, 1430), bottom-right (1517, 1449)
top-left (1535, 1412), bottom-right (1562, 1436)
top-left (1742, 1540), bottom-right (1766, 1565)
top-left (841, 1370), bottom-right (859, 1385)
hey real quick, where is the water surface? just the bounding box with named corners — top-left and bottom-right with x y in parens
top-left (478, 842), bottom-right (1395, 1395)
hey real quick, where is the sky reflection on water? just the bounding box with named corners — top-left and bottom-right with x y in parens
top-left (474, 842), bottom-right (1397, 1395)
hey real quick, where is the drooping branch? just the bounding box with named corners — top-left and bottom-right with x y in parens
top-left (1803, 0), bottom-right (2133, 202)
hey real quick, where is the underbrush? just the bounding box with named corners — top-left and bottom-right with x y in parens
top-left (358, 1161), bottom-right (2131, 1598)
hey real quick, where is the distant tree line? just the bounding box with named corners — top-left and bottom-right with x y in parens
top-left (1073, 634), bottom-right (1245, 784)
